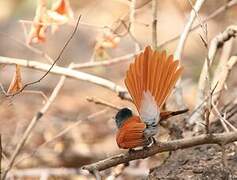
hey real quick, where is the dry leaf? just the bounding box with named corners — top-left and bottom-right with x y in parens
top-left (52, 0), bottom-right (74, 19)
top-left (27, 0), bottom-right (48, 44)
top-left (96, 30), bottom-right (120, 49)
top-left (7, 64), bottom-right (23, 94)
top-left (48, 0), bottom-right (74, 33)
top-left (94, 30), bottom-right (120, 60)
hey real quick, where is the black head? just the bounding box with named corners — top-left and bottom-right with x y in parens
top-left (115, 108), bottom-right (133, 128)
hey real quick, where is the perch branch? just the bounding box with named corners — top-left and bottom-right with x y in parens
top-left (82, 131), bottom-right (237, 172)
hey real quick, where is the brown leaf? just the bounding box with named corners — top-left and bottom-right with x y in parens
top-left (51, 0), bottom-right (74, 19)
top-left (7, 65), bottom-right (23, 94)
top-left (48, 0), bottom-right (74, 33)
top-left (27, 0), bottom-right (48, 44)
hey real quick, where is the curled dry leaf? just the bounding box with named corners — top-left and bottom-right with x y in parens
top-left (7, 65), bottom-right (23, 94)
top-left (47, 0), bottom-right (74, 33)
top-left (52, 0), bottom-right (74, 19)
top-left (94, 30), bottom-right (120, 59)
top-left (27, 1), bottom-right (48, 44)
top-left (26, 0), bottom-right (74, 43)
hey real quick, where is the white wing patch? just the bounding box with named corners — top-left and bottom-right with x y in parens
top-left (139, 91), bottom-right (160, 126)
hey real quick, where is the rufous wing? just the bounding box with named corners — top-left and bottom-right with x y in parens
top-left (125, 46), bottom-right (183, 124)
top-left (116, 116), bottom-right (147, 149)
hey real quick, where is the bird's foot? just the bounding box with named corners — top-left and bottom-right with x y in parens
top-left (151, 137), bottom-right (157, 145)
top-left (147, 137), bottom-right (157, 146)
top-left (128, 148), bottom-right (136, 154)
top-left (142, 145), bottom-right (150, 151)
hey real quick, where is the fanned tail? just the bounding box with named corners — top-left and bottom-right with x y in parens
top-left (125, 46), bottom-right (183, 115)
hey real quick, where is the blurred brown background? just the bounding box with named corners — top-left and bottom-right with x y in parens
top-left (0, 0), bottom-right (237, 179)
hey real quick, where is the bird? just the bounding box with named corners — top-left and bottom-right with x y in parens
top-left (115, 46), bottom-right (188, 150)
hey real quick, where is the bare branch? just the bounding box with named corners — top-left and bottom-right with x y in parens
top-left (189, 26), bottom-right (237, 125)
top-left (71, 53), bottom-right (138, 69)
top-left (0, 56), bottom-right (130, 100)
top-left (212, 43), bottom-right (235, 104)
top-left (173, 0), bottom-right (206, 108)
top-left (159, 0), bottom-right (237, 48)
top-left (82, 131), bottom-right (237, 172)
top-left (87, 97), bottom-right (121, 110)
top-left (174, 0), bottom-right (206, 60)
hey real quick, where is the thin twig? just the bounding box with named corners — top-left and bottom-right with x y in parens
top-left (173, 0), bottom-right (206, 108)
top-left (2, 65), bottom-right (70, 179)
top-left (13, 109), bottom-right (109, 167)
top-left (82, 131), bottom-right (237, 172)
top-left (159, 0), bottom-right (237, 48)
top-left (71, 53), bottom-right (138, 69)
top-left (6, 15), bottom-right (81, 97)
top-left (129, 0), bottom-right (140, 52)
top-left (23, 90), bottom-right (48, 102)
top-left (0, 56), bottom-right (130, 100)
top-left (92, 169), bottom-right (101, 180)
top-left (87, 97), bottom-right (120, 110)
top-left (189, 26), bottom-right (237, 125)
top-left (174, 0), bottom-right (206, 60)
top-left (120, 20), bottom-right (142, 49)
top-left (212, 44), bottom-right (235, 104)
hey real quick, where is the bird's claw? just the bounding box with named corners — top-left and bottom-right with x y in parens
top-left (128, 148), bottom-right (136, 154)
